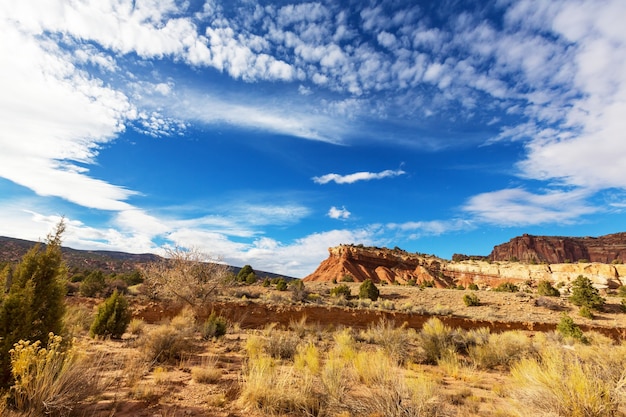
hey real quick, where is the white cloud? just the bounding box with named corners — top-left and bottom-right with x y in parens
top-left (313, 169), bottom-right (406, 185)
top-left (463, 188), bottom-right (597, 226)
top-left (0, 20), bottom-right (136, 211)
top-left (387, 219), bottom-right (473, 236)
top-left (328, 206), bottom-right (351, 220)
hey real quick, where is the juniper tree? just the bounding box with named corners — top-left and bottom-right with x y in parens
top-left (0, 220), bottom-right (67, 387)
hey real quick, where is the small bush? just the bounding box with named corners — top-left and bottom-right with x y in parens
top-left (79, 270), bottom-right (106, 297)
top-left (275, 278), bottom-right (288, 291)
top-left (418, 317), bottom-right (457, 364)
top-left (359, 279), bottom-right (380, 301)
top-left (463, 293), bottom-right (481, 306)
top-left (141, 325), bottom-right (190, 363)
top-left (556, 314), bottom-right (587, 343)
top-left (341, 274), bottom-right (354, 282)
top-left (290, 279), bottom-right (309, 302)
top-left (89, 290), bottom-right (131, 339)
top-left (493, 282), bottom-right (519, 292)
top-left (201, 312), bottom-right (227, 340)
top-left (569, 275), bottom-right (605, 310)
top-left (579, 306), bottom-right (594, 319)
top-left (537, 280), bottom-right (560, 297)
top-left (468, 283), bottom-right (479, 291)
top-left (330, 284), bottom-right (351, 298)
top-left (9, 334), bottom-right (101, 416)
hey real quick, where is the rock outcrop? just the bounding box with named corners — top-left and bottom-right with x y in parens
top-left (304, 244), bottom-right (626, 290)
top-left (489, 233), bottom-right (626, 264)
top-left (302, 245), bottom-right (453, 287)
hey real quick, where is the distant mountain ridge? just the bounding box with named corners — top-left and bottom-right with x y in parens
top-left (0, 236), bottom-right (292, 280)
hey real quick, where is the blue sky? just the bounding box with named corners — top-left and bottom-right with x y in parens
top-left (1, 0), bottom-right (626, 277)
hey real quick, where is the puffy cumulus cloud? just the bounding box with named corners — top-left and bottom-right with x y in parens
top-left (313, 169), bottom-right (406, 185)
top-left (328, 206), bottom-right (351, 220)
top-left (463, 188), bottom-right (597, 226)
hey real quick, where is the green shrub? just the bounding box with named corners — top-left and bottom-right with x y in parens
top-left (537, 280), bottom-right (560, 297)
top-left (0, 221), bottom-right (67, 388)
top-left (237, 265), bottom-right (255, 283)
top-left (468, 283), bottom-right (479, 291)
top-left (245, 272), bottom-right (257, 285)
top-left (579, 306), bottom-right (594, 319)
top-left (79, 270), bottom-right (106, 297)
top-left (89, 290), bottom-right (131, 339)
top-left (494, 282), bottom-right (519, 292)
top-left (275, 278), bottom-right (288, 291)
top-left (569, 275), bottom-right (605, 310)
top-left (463, 293), bottom-right (481, 307)
top-left (330, 284), bottom-right (351, 298)
top-left (407, 279), bottom-right (416, 286)
top-left (359, 279), bottom-right (380, 301)
top-left (341, 274), bottom-right (355, 282)
top-left (201, 312), bottom-right (227, 339)
top-left (556, 314), bottom-right (587, 343)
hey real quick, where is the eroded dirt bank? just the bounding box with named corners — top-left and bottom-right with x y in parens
top-left (135, 300), bottom-right (626, 340)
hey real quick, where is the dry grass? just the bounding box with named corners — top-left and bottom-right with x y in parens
top-left (139, 324), bottom-right (191, 364)
top-left (511, 343), bottom-right (626, 416)
top-left (190, 355), bottom-right (221, 384)
top-left (8, 335), bottom-right (104, 417)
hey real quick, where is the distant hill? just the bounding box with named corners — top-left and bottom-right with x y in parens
top-left (0, 236), bottom-right (294, 280)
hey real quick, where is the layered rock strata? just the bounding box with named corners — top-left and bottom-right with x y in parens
top-left (303, 244), bottom-right (626, 289)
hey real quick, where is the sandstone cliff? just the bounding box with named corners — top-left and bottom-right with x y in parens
top-left (303, 244), bottom-right (626, 289)
top-left (489, 233), bottom-right (626, 264)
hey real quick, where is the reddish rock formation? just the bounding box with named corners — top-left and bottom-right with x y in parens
top-left (489, 233), bottom-right (626, 264)
top-left (304, 243), bottom-right (626, 290)
top-left (303, 245), bottom-right (453, 287)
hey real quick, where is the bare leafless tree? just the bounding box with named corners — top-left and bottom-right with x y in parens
top-left (140, 247), bottom-right (230, 318)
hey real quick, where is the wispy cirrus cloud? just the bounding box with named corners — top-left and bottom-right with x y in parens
top-left (463, 188), bottom-right (597, 226)
top-left (313, 169), bottom-right (406, 185)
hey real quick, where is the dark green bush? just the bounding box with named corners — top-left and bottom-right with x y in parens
top-left (463, 293), bottom-right (481, 307)
top-left (537, 280), bottom-right (560, 297)
top-left (89, 290), bottom-right (131, 339)
top-left (341, 274), bottom-right (355, 282)
top-left (330, 284), bottom-right (351, 298)
top-left (556, 313), bottom-right (587, 343)
top-left (359, 279), bottom-right (379, 301)
top-left (237, 265), bottom-right (255, 283)
top-left (201, 312), bottom-right (227, 339)
top-left (569, 275), bottom-right (605, 310)
top-left (79, 270), bottom-right (106, 297)
top-left (494, 282), bottom-right (519, 293)
top-left (0, 222), bottom-right (67, 388)
top-left (275, 278), bottom-right (288, 291)
top-left (468, 283), bottom-right (479, 291)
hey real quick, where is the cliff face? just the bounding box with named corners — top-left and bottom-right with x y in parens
top-left (489, 233), bottom-right (626, 264)
top-left (304, 244), bottom-right (626, 289)
top-left (302, 245), bottom-right (453, 287)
